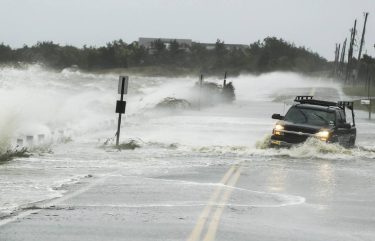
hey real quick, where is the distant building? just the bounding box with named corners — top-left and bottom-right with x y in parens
top-left (138, 37), bottom-right (248, 52)
top-left (197, 43), bottom-right (216, 50)
top-left (196, 42), bottom-right (248, 50)
top-left (138, 37), bottom-right (192, 50)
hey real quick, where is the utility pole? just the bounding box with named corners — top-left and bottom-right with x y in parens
top-left (334, 43), bottom-right (341, 76)
top-left (115, 76), bottom-right (128, 146)
top-left (346, 19), bottom-right (357, 83)
top-left (373, 44), bottom-right (375, 120)
top-left (333, 43), bottom-right (337, 75)
top-left (357, 13), bottom-right (369, 64)
top-left (356, 12), bottom-right (369, 82)
top-left (339, 38), bottom-right (347, 77)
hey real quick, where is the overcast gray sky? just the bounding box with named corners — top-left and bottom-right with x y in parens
top-left (0, 0), bottom-right (374, 60)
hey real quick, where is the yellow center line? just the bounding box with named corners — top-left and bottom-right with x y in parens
top-left (202, 166), bottom-right (243, 241)
top-left (309, 87), bottom-right (316, 96)
top-left (186, 165), bottom-right (237, 241)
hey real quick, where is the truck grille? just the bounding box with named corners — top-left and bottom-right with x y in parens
top-left (282, 132), bottom-right (309, 144)
top-left (284, 125), bottom-right (317, 134)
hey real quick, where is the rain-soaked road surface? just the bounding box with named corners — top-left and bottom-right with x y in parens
top-left (1, 149), bottom-right (374, 241)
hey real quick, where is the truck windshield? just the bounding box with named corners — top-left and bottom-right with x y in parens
top-left (284, 107), bottom-right (335, 126)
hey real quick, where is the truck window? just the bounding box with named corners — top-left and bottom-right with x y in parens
top-left (337, 110), bottom-right (346, 123)
top-left (284, 107), bottom-right (336, 127)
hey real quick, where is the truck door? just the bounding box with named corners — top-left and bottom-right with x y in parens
top-left (335, 110), bottom-right (352, 145)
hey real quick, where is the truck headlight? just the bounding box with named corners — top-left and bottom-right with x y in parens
top-left (273, 124), bottom-right (284, 135)
top-left (275, 124), bottom-right (284, 131)
top-left (316, 130), bottom-right (330, 141)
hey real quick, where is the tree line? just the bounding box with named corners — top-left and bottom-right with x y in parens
top-left (0, 37), bottom-right (328, 74)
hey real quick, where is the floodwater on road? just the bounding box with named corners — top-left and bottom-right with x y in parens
top-left (0, 65), bottom-right (374, 240)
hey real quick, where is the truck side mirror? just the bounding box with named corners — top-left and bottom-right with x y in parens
top-left (338, 123), bottom-right (351, 129)
top-left (272, 114), bottom-right (284, 120)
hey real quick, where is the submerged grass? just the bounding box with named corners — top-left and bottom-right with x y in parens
top-left (342, 85), bottom-right (375, 113)
top-left (115, 140), bottom-right (142, 150)
top-left (100, 138), bottom-right (143, 151)
top-left (0, 148), bottom-right (30, 164)
top-left (342, 85), bottom-right (375, 97)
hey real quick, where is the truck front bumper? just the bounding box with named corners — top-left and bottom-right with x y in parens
top-left (269, 139), bottom-right (294, 148)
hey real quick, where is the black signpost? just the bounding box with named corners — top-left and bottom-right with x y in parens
top-left (198, 74), bottom-right (203, 110)
top-left (223, 71), bottom-right (227, 87)
top-left (368, 75), bottom-right (372, 120)
top-left (116, 76), bottom-right (128, 146)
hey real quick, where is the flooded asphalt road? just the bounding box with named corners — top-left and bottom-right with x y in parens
top-left (0, 143), bottom-right (374, 241)
top-left (0, 67), bottom-right (375, 240)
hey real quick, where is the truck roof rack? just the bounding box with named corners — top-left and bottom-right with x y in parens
top-left (295, 96), bottom-right (313, 101)
top-left (338, 101), bottom-right (354, 110)
top-left (294, 96), bottom-right (337, 107)
top-left (294, 96), bottom-right (354, 110)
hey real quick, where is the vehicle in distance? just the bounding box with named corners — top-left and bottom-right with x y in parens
top-left (270, 96), bottom-right (356, 148)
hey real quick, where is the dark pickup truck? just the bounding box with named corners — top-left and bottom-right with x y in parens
top-left (270, 96), bottom-right (356, 148)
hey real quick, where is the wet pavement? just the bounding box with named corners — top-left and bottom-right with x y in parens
top-left (1, 154), bottom-right (375, 241)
